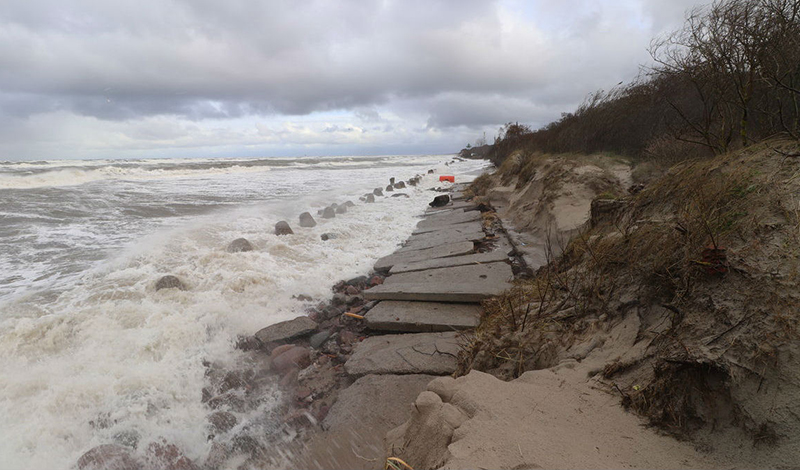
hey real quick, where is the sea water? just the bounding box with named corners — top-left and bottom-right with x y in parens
top-left (0, 154), bottom-right (490, 469)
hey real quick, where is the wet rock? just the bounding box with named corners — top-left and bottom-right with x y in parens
top-left (298, 212), bottom-right (317, 228)
top-left (272, 346), bottom-right (311, 374)
top-left (208, 411), bottom-right (238, 434)
top-left (344, 200), bottom-right (355, 207)
top-left (339, 330), bottom-right (359, 346)
top-left (321, 233), bottom-right (338, 241)
top-left (365, 194), bottom-right (375, 203)
top-left (207, 392), bottom-right (246, 412)
top-left (429, 194), bottom-right (450, 207)
top-left (77, 444), bottom-right (142, 470)
top-left (234, 335), bottom-right (263, 352)
top-left (113, 429), bottom-right (140, 449)
top-left (254, 316), bottom-right (317, 344)
top-left (202, 387), bottom-right (212, 403)
top-left (219, 371), bottom-right (249, 394)
top-left (370, 275), bottom-right (384, 286)
top-left (322, 206), bottom-right (336, 219)
top-left (346, 275), bottom-right (368, 287)
top-left (226, 238), bottom-right (254, 253)
top-left (392, 193), bottom-right (409, 198)
top-left (408, 177), bottom-right (419, 186)
top-left (373, 188), bottom-right (383, 196)
top-left (385, 184), bottom-right (394, 192)
top-left (155, 275), bottom-right (186, 291)
top-left (331, 293), bottom-right (347, 306)
top-left (274, 221), bottom-right (294, 235)
top-left (428, 169), bottom-right (435, 174)
top-left (390, 177), bottom-right (396, 185)
top-left (146, 440), bottom-right (198, 470)
top-left (345, 285), bottom-right (359, 296)
top-left (335, 205), bottom-right (347, 214)
top-left (310, 330), bottom-right (333, 349)
top-left (269, 343), bottom-right (296, 360)
top-left (204, 442), bottom-right (229, 470)
top-left (231, 434), bottom-right (264, 458)
top-left (394, 181), bottom-right (406, 189)
top-left (293, 293), bottom-right (313, 301)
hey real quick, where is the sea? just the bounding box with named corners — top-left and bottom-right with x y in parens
top-left (0, 154), bottom-right (490, 469)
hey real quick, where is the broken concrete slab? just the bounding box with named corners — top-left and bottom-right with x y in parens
top-left (374, 240), bottom-right (475, 272)
top-left (399, 231), bottom-right (485, 253)
top-left (415, 209), bottom-right (481, 231)
top-left (364, 262), bottom-right (513, 303)
top-left (413, 220), bottom-right (483, 235)
top-left (322, 374), bottom-right (436, 432)
top-left (424, 200), bottom-right (477, 214)
top-left (254, 316), bottom-right (317, 344)
top-left (389, 249), bottom-right (510, 274)
top-left (365, 301), bottom-right (481, 332)
top-left (344, 332), bottom-right (460, 377)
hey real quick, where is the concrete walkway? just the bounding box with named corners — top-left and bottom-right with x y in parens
top-left (321, 185), bottom-right (517, 466)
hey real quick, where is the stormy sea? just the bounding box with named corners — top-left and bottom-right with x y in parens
top-left (0, 154), bottom-right (489, 469)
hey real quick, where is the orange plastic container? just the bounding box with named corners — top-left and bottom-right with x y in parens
top-left (439, 175), bottom-right (455, 183)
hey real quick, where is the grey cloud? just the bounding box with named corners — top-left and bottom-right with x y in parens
top-left (0, 0), bottom-right (702, 136)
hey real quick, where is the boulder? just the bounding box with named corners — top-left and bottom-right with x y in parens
top-left (321, 233), bottom-right (338, 241)
top-left (254, 316), bottom-right (317, 344)
top-left (385, 184), bottom-right (394, 192)
top-left (299, 212), bottom-right (317, 228)
top-left (428, 169), bottom-right (435, 174)
top-left (390, 177), bottom-right (396, 185)
top-left (226, 238), bottom-right (254, 253)
top-left (272, 346), bottom-right (312, 374)
top-left (310, 330), bottom-right (333, 349)
top-left (274, 221), bottom-right (294, 235)
top-left (330, 203), bottom-right (338, 208)
top-left (394, 181), bottom-right (406, 189)
top-left (145, 440), bottom-right (197, 470)
top-left (77, 444), bottom-right (142, 470)
top-left (429, 195), bottom-right (450, 207)
top-left (208, 411), bottom-right (238, 434)
top-left (373, 188), bottom-right (384, 196)
top-left (366, 194), bottom-right (375, 203)
top-left (322, 206), bottom-right (336, 219)
top-left (392, 193), bottom-right (409, 198)
top-left (344, 200), bottom-right (355, 207)
top-left (155, 275), bottom-right (186, 291)
top-left (335, 205), bottom-right (347, 214)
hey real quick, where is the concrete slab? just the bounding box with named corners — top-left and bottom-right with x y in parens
top-left (365, 301), bottom-right (481, 332)
top-left (389, 248), bottom-right (510, 274)
top-left (322, 374), bottom-right (436, 432)
top-left (254, 316), bottom-right (317, 344)
top-left (398, 230), bottom-right (485, 253)
top-left (344, 332), bottom-right (460, 377)
top-left (364, 262), bottom-right (513, 303)
top-left (374, 240), bottom-right (475, 272)
top-left (413, 220), bottom-right (483, 235)
top-left (416, 209), bottom-right (481, 230)
top-left (425, 200), bottom-right (477, 214)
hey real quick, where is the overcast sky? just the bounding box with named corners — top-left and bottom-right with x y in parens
top-left (0, 0), bottom-right (703, 161)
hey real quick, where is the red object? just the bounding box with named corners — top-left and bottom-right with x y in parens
top-left (439, 175), bottom-right (455, 183)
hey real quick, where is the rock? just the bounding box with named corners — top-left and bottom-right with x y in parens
top-left (299, 212), bottom-right (317, 228)
top-left (391, 193), bottom-right (409, 198)
top-left (226, 238), bottom-right (254, 253)
top-left (234, 335), bottom-right (263, 351)
top-left (394, 181), bottom-right (406, 189)
top-left (429, 195), bottom-right (450, 207)
top-left (204, 442), bottom-right (229, 470)
top-left (207, 392), bottom-right (245, 412)
top-left (385, 184), bottom-right (394, 192)
top-left (390, 177), bottom-right (396, 185)
top-left (113, 430), bottom-right (140, 449)
top-left (146, 440), bottom-right (197, 470)
top-left (366, 194), bottom-right (375, 203)
top-left (428, 169), bottom-right (435, 174)
top-left (208, 411), bottom-right (238, 434)
top-left (270, 343), bottom-right (296, 360)
top-left (322, 206), bottom-right (336, 219)
top-left (370, 276), bottom-right (384, 286)
top-left (219, 371), bottom-right (249, 394)
top-left (155, 275), bottom-right (186, 291)
top-left (275, 221), bottom-right (294, 236)
top-left (321, 233), bottom-right (338, 241)
top-left (335, 205), bottom-right (347, 214)
top-left (345, 285), bottom-right (359, 296)
top-left (310, 330), bottom-right (333, 349)
top-left (408, 178), bottom-right (418, 186)
top-left (346, 275), bottom-right (368, 287)
top-left (373, 188), bottom-right (383, 196)
top-left (344, 200), bottom-right (355, 207)
top-left (272, 346), bottom-right (311, 374)
top-left (77, 444), bottom-right (142, 470)
top-left (254, 316), bottom-right (317, 344)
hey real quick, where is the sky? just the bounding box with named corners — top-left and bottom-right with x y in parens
top-left (0, 0), bottom-right (704, 161)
